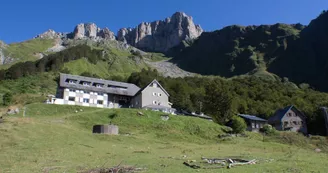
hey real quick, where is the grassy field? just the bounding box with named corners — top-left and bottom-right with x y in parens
top-left (0, 104), bottom-right (328, 173)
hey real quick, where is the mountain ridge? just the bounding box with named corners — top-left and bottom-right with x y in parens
top-left (2, 10), bottom-right (328, 91)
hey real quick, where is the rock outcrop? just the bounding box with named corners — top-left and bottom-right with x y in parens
top-left (34, 23), bottom-right (116, 41)
top-left (0, 41), bottom-right (11, 65)
top-left (73, 23), bottom-right (115, 40)
top-left (117, 12), bottom-right (203, 52)
top-left (0, 43), bottom-right (5, 64)
top-left (97, 27), bottom-right (116, 40)
top-left (34, 29), bottom-right (63, 39)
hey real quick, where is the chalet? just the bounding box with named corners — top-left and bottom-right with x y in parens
top-left (268, 105), bottom-right (307, 134)
top-left (131, 79), bottom-right (176, 114)
top-left (49, 73), bottom-right (176, 114)
top-left (238, 114), bottom-right (267, 132)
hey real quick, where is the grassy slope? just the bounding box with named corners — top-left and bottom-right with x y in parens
top-left (1, 38), bottom-right (150, 78)
top-left (1, 39), bottom-right (55, 69)
top-left (61, 43), bottom-right (149, 79)
top-left (0, 104), bottom-right (327, 173)
top-left (0, 73), bottom-right (57, 105)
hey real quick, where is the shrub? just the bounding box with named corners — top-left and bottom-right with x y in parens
top-left (3, 92), bottom-right (13, 106)
top-left (260, 124), bottom-right (277, 135)
top-left (230, 116), bottom-right (247, 134)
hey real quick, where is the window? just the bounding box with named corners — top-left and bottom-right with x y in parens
top-left (293, 121), bottom-right (297, 125)
top-left (158, 93), bottom-right (162, 97)
top-left (68, 97), bottom-right (75, 101)
top-left (97, 92), bottom-right (103, 96)
top-left (84, 91), bottom-right (90, 94)
top-left (136, 101), bottom-right (139, 105)
top-left (153, 92), bottom-right (157, 96)
top-left (108, 85), bottom-right (127, 90)
top-left (153, 100), bottom-right (157, 105)
top-left (69, 89), bottom-right (76, 92)
top-left (256, 123), bottom-right (259, 129)
top-left (83, 82), bottom-right (90, 86)
top-left (251, 122), bottom-right (255, 128)
top-left (83, 98), bottom-right (89, 103)
top-left (284, 121), bottom-right (289, 127)
top-left (152, 83), bottom-right (158, 88)
top-left (69, 80), bottom-right (76, 84)
top-left (97, 100), bottom-right (103, 105)
top-left (96, 84), bottom-right (103, 88)
top-left (288, 113), bottom-right (292, 117)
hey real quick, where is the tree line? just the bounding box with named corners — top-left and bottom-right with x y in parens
top-left (0, 45), bottom-right (104, 80)
top-left (127, 69), bottom-right (328, 135)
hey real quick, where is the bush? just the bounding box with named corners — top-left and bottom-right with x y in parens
top-left (230, 116), bottom-right (247, 133)
top-left (3, 92), bottom-right (13, 106)
top-left (260, 124), bottom-right (277, 135)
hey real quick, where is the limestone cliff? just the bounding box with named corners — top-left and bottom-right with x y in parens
top-left (117, 12), bottom-right (203, 52)
top-left (73, 23), bottom-right (115, 40)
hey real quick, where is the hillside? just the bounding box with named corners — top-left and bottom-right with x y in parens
top-left (268, 11), bottom-right (328, 91)
top-left (0, 40), bottom-right (193, 80)
top-left (169, 11), bottom-right (328, 91)
top-left (1, 104), bottom-right (328, 172)
top-left (0, 38), bottom-right (56, 68)
top-left (171, 23), bottom-right (303, 78)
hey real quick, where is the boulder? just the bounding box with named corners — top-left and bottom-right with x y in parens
top-left (161, 115), bottom-right (170, 121)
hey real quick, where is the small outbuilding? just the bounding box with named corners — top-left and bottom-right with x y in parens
top-left (238, 114), bottom-right (267, 132)
top-left (92, 124), bottom-right (119, 135)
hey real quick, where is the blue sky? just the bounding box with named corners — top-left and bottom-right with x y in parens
top-left (1, 0), bottom-right (327, 43)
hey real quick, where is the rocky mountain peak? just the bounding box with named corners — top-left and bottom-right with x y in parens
top-left (33, 12), bottom-right (201, 52)
top-left (73, 23), bottom-right (115, 40)
top-left (117, 12), bottom-right (203, 52)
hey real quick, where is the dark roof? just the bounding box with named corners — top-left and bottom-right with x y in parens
top-left (135, 79), bottom-right (170, 96)
top-left (238, 114), bottom-right (267, 122)
top-left (268, 106), bottom-right (293, 122)
top-left (268, 105), bottom-right (306, 122)
top-left (59, 73), bottom-right (140, 96)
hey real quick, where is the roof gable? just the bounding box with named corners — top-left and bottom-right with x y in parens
top-left (268, 105), bottom-right (306, 122)
top-left (139, 79), bottom-right (170, 96)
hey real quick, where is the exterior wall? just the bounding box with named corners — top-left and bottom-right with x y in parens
top-left (140, 85), bottom-right (170, 108)
top-left (107, 94), bottom-right (132, 108)
top-left (281, 109), bottom-right (307, 134)
top-left (272, 123), bottom-right (283, 131)
top-left (246, 120), bottom-right (266, 132)
top-left (62, 88), bottom-right (108, 108)
top-left (131, 93), bottom-right (142, 108)
top-left (323, 108), bottom-right (328, 136)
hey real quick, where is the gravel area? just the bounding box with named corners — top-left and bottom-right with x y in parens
top-left (146, 59), bottom-right (196, 78)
